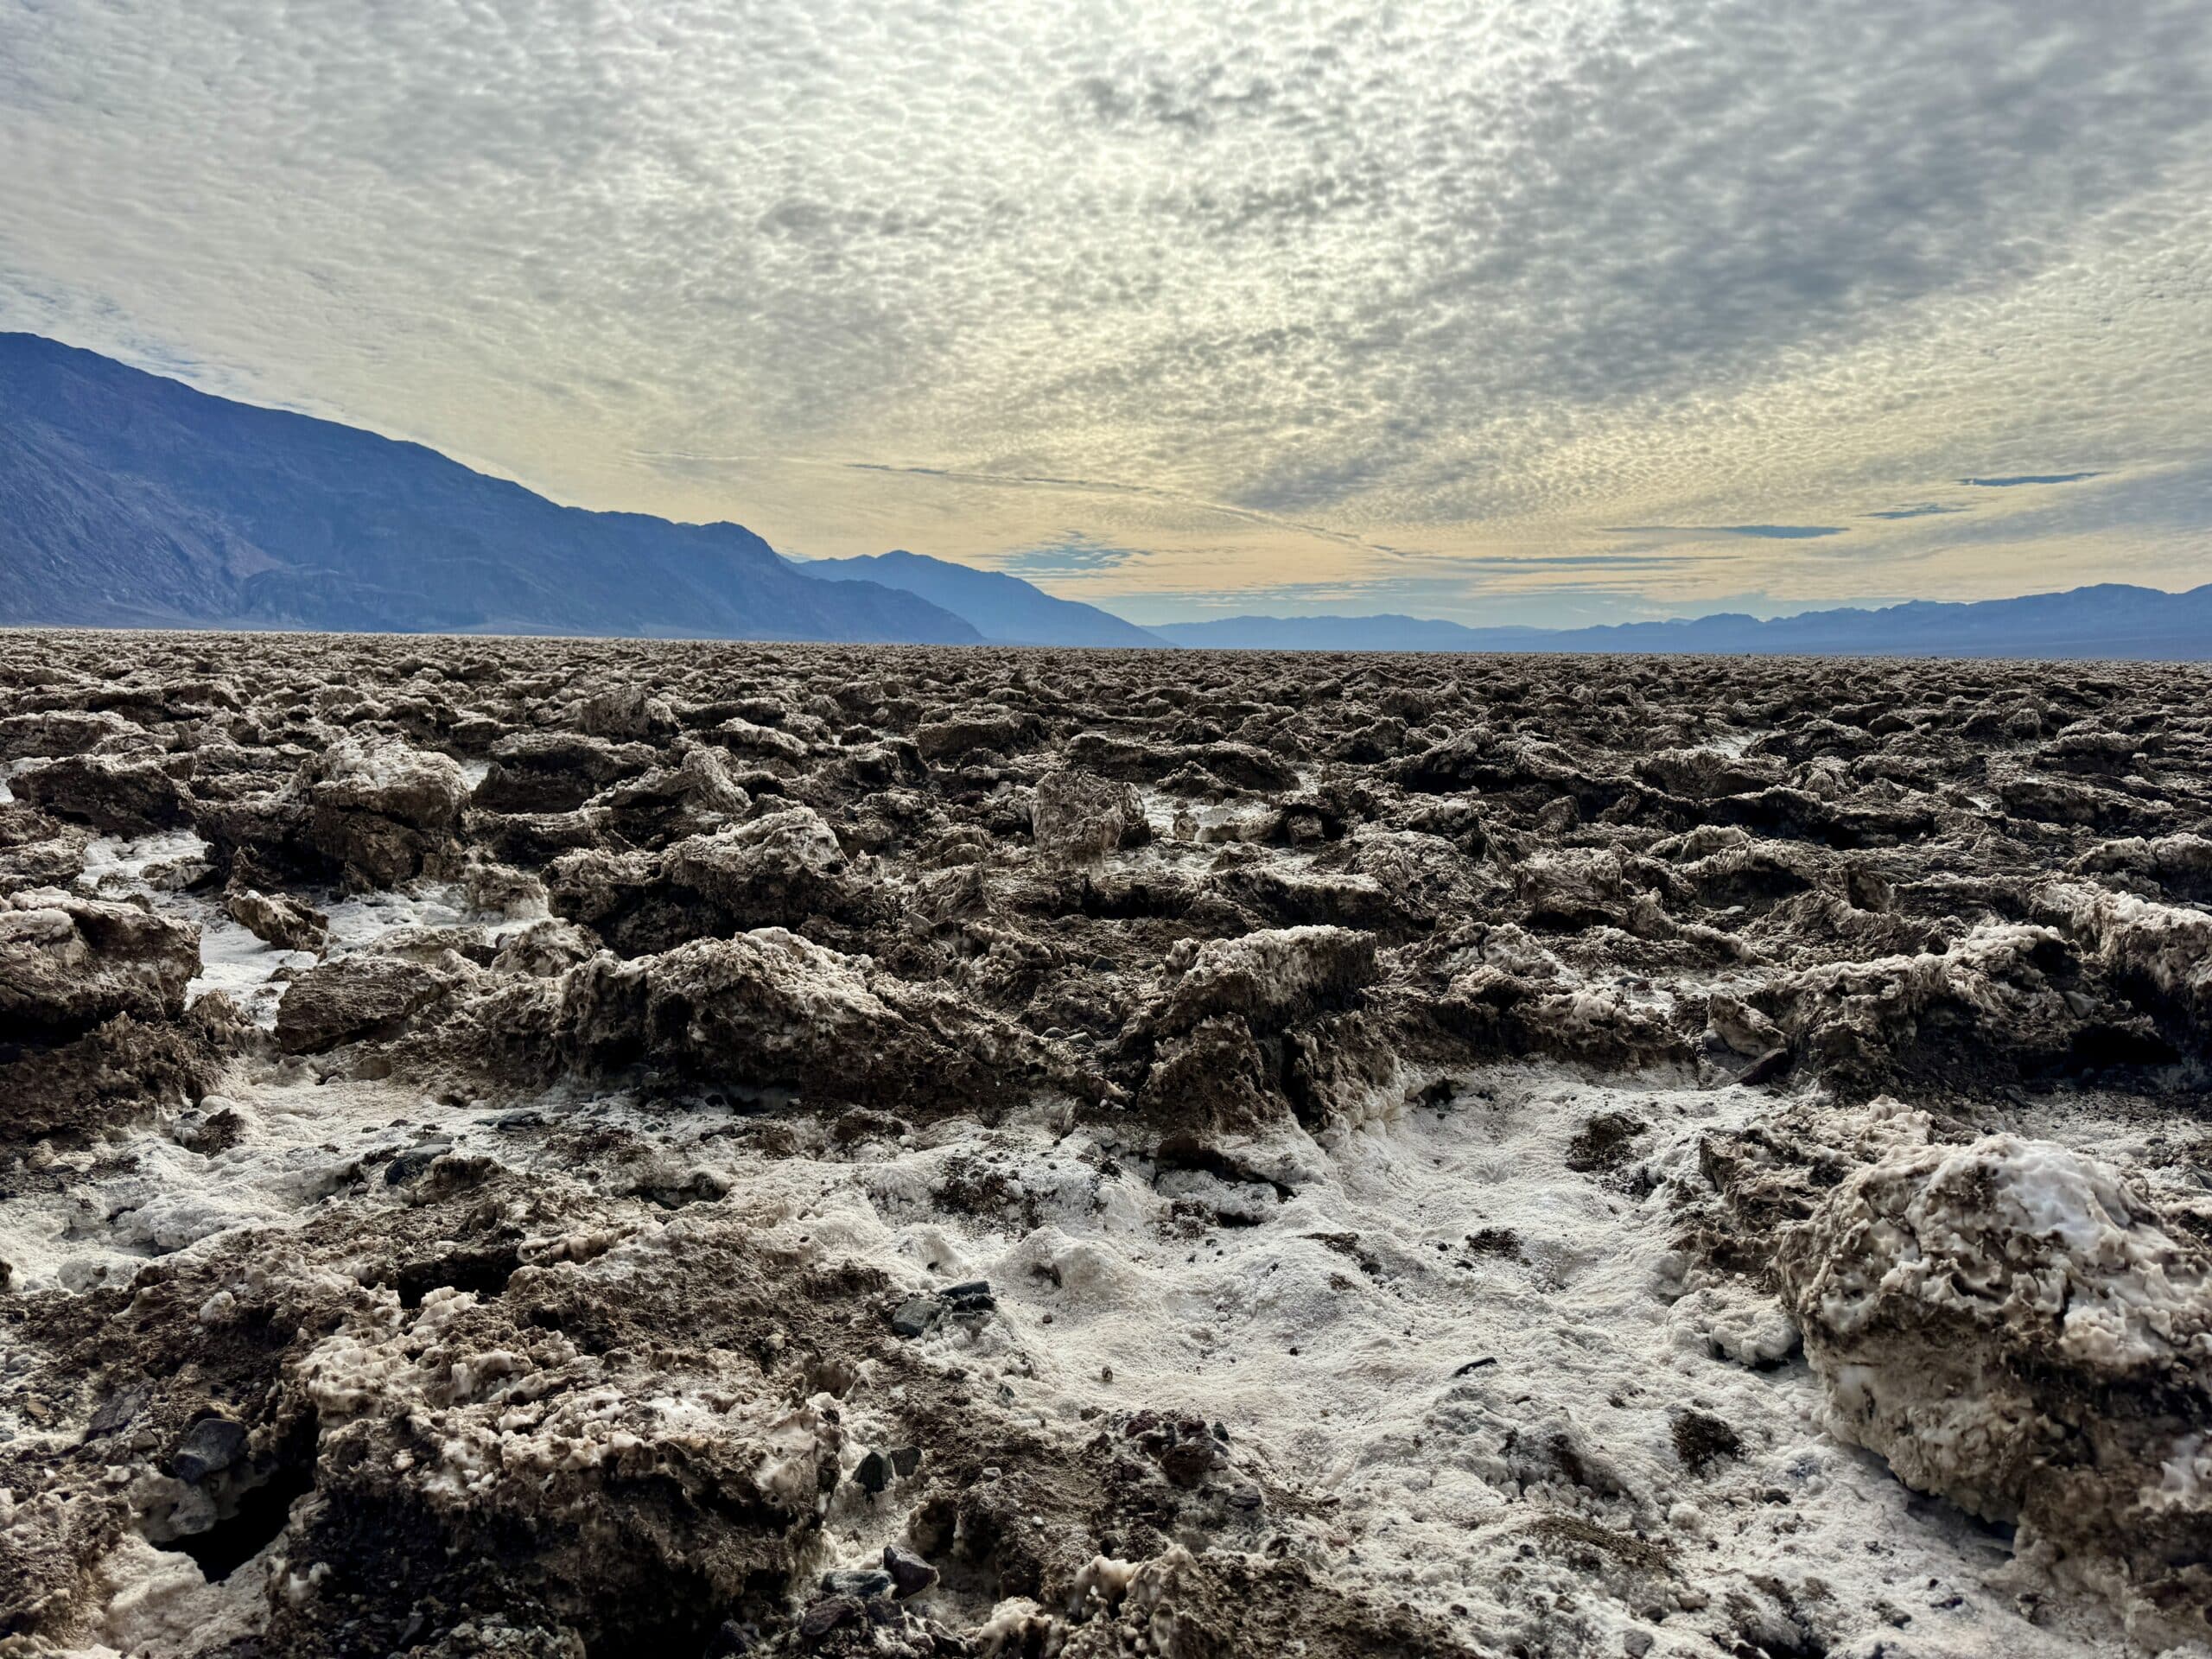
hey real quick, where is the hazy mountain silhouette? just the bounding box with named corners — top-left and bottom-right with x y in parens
top-left (0, 334), bottom-right (980, 642)
top-left (799, 549), bottom-right (1170, 647)
top-left (1153, 586), bottom-right (2212, 659)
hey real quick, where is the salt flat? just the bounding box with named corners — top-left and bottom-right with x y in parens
top-left (3, 632), bottom-right (2209, 1658)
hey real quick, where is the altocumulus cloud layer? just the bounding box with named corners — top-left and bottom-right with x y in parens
top-left (3, 0), bottom-right (2209, 624)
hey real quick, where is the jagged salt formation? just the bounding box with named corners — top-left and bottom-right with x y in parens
top-left (1780, 1134), bottom-right (2212, 1647)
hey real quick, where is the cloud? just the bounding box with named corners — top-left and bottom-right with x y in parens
top-left (1607, 525), bottom-right (1848, 540)
top-left (1, 0), bottom-right (2209, 626)
top-left (1960, 473), bottom-right (2101, 486)
top-left (1866, 505), bottom-right (1969, 519)
top-left (990, 533), bottom-right (1151, 576)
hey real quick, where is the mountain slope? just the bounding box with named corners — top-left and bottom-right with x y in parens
top-left (1153, 584), bottom-right (2212, 659)
top-left (799, 550), bottom-right (1172, 647)
top-left (1154, 613), bottom-right (1546, 652)
top-left (0, 334), bottom-right (981, 642)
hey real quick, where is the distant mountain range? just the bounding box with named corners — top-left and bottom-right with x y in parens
top-left (4, 332), bottom-right (2205, 659)
top-left (798, 549), bottom-right (1169, 646)
top-left (1152, 589), bottom-right (2212, 658)
top-left (0, 333), bottom-right (977, 642)
top-left (1155, 615), bottom-right (1528, 652)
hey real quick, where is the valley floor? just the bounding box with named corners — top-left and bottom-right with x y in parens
top-left (3, 632), bottom-right (2210, 1658)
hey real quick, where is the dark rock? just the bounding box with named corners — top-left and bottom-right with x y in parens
top-left (1, 888), bottom-right (200, 1042)
top-left (475, 732), bottom-right (654, 813)
top-left (1157, 1435), bottom-right (1218, 1488)
top-left (225, 885), bottom-right (328, 952)
top-left (546, 931), bottom-right (1051, 1111)
top-left (172, 1414), bottom-right (249, 1484)
top-left (914, 708), bottom-right (1036, 762)
top-left (296, 735), bottom-right (470, 887)
top-left (0, 1003), bottom-right (237, 1145)
top-left (890, 1296), bottom-right (940, 1339)
top-left (798, 1596), bottom-right (861, 1642)
top-left (1564, 1112), bottom-right (1646, 1173)
top-left (0, 709), bottom-right (140, 762)
top-left (882, 1543), bottom-right (938, 1599)
top-left (1740, 1046), bottom-right (1795, 1086)
top-left (384, 1141), bottom-right (454, 1185)
top-left (86, 1380), bottom-right (156, 1437)
top-left (705, 717), bottom-right (810, 766)
top-left (1152, 925), bottom-right (1379, 1038)
top-left (1031, 769), bottom-right (1149, 862)
top-left (579, 684), bottom-right (676, 742)
top-left (1672, 1411), bottom-right (1745, 1475)
top-left (1127, 1412), bottom-right (1220, 1488)
top-left (491, 918), bottom-right (599, 977)
top-left (662, 806), bottom-right (856, 926)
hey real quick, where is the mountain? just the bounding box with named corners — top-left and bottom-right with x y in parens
top-left (1152, 584), bottom-right (2212, 660)
top-left (0, 333), bottom-right (980, 642)
top-left (799, 550), bottom-right (1172, 647)
top-left (1154, 613), bottom-right (1547, 652)
top-left (15, 333), bottom-right (2205, 661)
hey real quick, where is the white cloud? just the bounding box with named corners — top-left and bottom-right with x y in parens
top-left (3, 0), bottom-right (2209, 624)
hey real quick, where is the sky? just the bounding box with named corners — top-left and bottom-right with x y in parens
top-left (3, 1), bottom-right (2210, 627)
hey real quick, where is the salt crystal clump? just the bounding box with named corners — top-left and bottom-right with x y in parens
top-left (1668, 1283), bottom-right (1798, 1368)
top-left (1030, 769), bottom-right (1148, 863)
top-left (1778, 1134), bottom-right (2212, 1648)
top-left (1757, 921), bottom-right (2086, 1090)
top-left (662, 804), bottom-right (854, 924)
top-left (2034, 878), bottom-right (2212, 1052)
top-left (301, 735), bottom-right (469, 831)
top-left (548, 927), bottom-right (1052, 1109)
top-left (1154, 925), bottom-right (1377, 1036)
top-left (1, 887), bottom-right (200, 1038)
top-left (296, 735), bottom-right (471, 887)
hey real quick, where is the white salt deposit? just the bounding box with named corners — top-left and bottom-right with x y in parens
top-left (25, 1055), bottom-right (2127, 1653)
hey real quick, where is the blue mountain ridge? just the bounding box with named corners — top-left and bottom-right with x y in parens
top-left (0, 333), bottom-right (977, 643)
top-left (798, 550), bottom-right (1171, 647)
top-left (1150, 585), bottom-right (2212, 660)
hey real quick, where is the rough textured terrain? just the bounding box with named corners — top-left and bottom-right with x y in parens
top-left (3, 631), bottom-right (2209, 1659)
